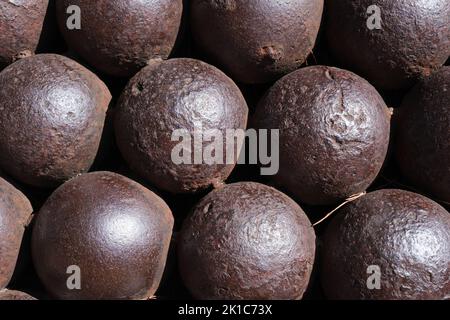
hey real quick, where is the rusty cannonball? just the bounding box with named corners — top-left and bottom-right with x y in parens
top-left (0, 54), bottom-right (111, 188)
top-left (115, 58), bottom-right (248, 194)
top-left (326, 0), bottom-right (450, 90)
top-left (191, 0), bottom-right (324, 84)
top-left (396, 67), bottom-right (450, 203)
top-left (178, 182), bottom-right (316, 300)
top-left (321, 189), bottom-right (450, 300)
top-left (31, 171), bottom-right (174, 300)
top-left (56, 0), bottom-right (183, 77)
top-left (0, 177), bottom-right (33, 290)
top-left (0, 289), bottom-right (36, 300)
top-left (0, 0), bottom-right (49, 68)
top-left (254, 66), bottom-right (391, 206)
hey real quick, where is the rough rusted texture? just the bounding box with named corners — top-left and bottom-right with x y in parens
top-left (396, 67), bottom-right (450, 203)
top-left (326, 0), bottom-right (450, 90)
top-left (0, 0), bottom-right (49, 68)
top-left (0, 289), bottom-right (36, 300)
top-left (178, 182), bottom-right (316, 300)
top-left (254, 66), bottom-right (391, 205)
top-left (321, 189), bottom-right (450, 300)
top-left (191, 0), bottom-right (324, 84)
top-left (115, 58), bottom-right (248, 194)
top-left (0, 177), bottom-right (33, 290)
top-left (31, 171), bottom-right (174, 300)
top-left (0, 54), bottom-right (111, 188)
top-left (56, 0), bottom-right (183, 77)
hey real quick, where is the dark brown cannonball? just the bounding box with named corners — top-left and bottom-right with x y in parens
top-left (56, 0), bottom-right (183, 77)
top-left (115, 58), bottom-right (248, 194)
top-left (0, 0), bottom-right (49, 68)
top-left (191, 0), bottom-right (324, 84)
top-left (254, 66), bottom-right (391, 206)
top-left (396, 67), bottom-right (450, 203)
top-left (321, 189), bottom-right (450, 300)
top-left (0, 177), bottom-right (33, 290)
top-left (326, 0), bottom-right (450, 90)
top-left (0, 54), bottom-right (111, 188)
top-left (31, 171), bottom-right (174, 300)
top-left (0, 289), bottom-right (36, 300)
top-left (178, 182), bottom-right (316, 300)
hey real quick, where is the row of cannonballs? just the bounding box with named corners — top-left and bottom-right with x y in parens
top-left (0, 0), bottom-right (449, 300)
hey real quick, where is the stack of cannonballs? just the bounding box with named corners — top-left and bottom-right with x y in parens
top-left (0, 0), bottom-right (448, 300)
